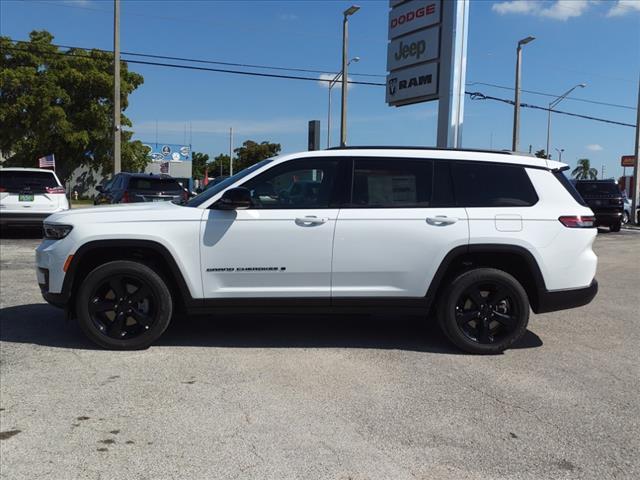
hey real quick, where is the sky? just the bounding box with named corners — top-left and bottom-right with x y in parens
top-left (1, 0), bottom-right (639, 179)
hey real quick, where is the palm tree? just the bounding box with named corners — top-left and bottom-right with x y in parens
top-left (571, 158), bottom-right (598, 180)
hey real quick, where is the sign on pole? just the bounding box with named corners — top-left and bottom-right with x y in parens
top-left (386, 0), bottom-right (469, 148)
top-left (621, 155), bottom-right (635, 167)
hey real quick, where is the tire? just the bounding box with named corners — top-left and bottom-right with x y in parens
top-left (75, 260), bottom-right (173, 350)
top-left (610, 221), bottom-right (621, 232)
top-left (622, 211), bottom-right (629, 225)
top-left (437, 268), bottom-right (529, 354)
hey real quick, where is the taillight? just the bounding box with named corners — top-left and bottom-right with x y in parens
top-left (559, 215), bottom-right (596, 228)
top-left (45, 186), bottom-right (66, 194)
top-left (182, 190), bottom-right (188, 202)
top-left (0, 187), bottom-right (6, 192)
top-left (122, 191), bottom-right (130, 203)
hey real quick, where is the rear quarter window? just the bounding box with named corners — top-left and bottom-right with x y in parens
top-left (451, 162), bottom-right (538, 207)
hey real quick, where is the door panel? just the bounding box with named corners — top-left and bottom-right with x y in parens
top-left (331, 208), bottom-right (468, 297)
top-left (201, 209), bottom-right (338, 298)
top-left (200, 157), bottom-right (346, 299)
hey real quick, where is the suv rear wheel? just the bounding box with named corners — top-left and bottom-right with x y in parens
top-left (610, 221), bottom-right (621, 232)
top-left (437, 268), bottom-right (529, 354)
top-left (76, 260), bottom-right (172, 350)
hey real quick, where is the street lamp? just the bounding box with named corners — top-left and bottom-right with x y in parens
top-left (340, 5), bottom-right (360, 147)
top-left (327, 57), bottom-right (359, 148)
top-left (546, 83), bottom-right (586, 157)
top-left (555, 148), bottom-right (564, 162)
top-left (512, 36), bottom-right (535, 152)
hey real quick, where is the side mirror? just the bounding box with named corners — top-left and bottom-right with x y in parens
top-left (216, 187), bottom-right (251, 210)
top-left (95, 185), bottom-right (104, 193)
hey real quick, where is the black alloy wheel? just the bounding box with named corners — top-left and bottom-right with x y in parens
top-left (454, 282), bottom-right (520, 345)
top-left (88, 274), bottom-right (157, 340)
top-left (76, 261), bottom-right (172, 350)
top-left (438, 268), bottom-right (529, 354)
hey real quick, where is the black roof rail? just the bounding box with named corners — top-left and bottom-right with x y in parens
top-left (325, 146), bottom-right (520, 155)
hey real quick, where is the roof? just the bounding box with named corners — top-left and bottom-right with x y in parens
top-left (274, 147), bottom-right (566, 171)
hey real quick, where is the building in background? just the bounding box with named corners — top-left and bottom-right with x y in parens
top-left (142, 142), bottom-right (194, 192)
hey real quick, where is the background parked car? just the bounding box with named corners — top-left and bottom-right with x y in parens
top-left (94, 172), bottom-right (188, 204)
top-left (573, 179), bottom-right (624, 232)
top-left (0, 167), bottom-right (69, 228)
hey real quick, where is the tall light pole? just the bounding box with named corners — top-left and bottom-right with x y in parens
top-left (546, 83), bottom-right (586, 157)
top-left (327, 57), bottom-right (359, 148)
top-left (555, 148), bottom-right (564, 162)
top-left (113, 0), bottom-right (121, 173)
top-left (632, 75), bottom-right (640, 225)
top-left (340, 5), bottom-right (359, 148)
top-left (512, 36), bottom-right (535, 152)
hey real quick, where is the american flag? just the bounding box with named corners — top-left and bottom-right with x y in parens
top-left (38, 154), bottom-right (55, 169)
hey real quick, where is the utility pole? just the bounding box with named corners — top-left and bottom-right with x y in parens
top-left (632, 75), bottom-right (640, 224)
top-left (340, 5), bottom-right (359, 147)
top-left (229, 127), bottom-right (233, 176)
top-left (512, 36), bottom-right (535, 152)
top-left (113, 0), bottom-right (121, 174)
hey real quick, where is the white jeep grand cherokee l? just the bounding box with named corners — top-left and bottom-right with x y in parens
top-left (36, 148), bottom-right (598, 354)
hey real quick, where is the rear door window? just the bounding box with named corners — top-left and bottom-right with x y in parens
top-left (128, 178), bottom-right (181, 192)
top-left (0, 171), bottom-right (59, 193)
top-left (351, 159), bottom-right (433, 208)
top-left (554, 172), bottom-right (587, 206)
top-left (451, 162), bottom-right (538, 207)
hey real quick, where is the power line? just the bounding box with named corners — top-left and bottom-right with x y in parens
top-left (467, 92), bottom-right (636, 128)
top-left (2, 43), bottom-right (636, 128)
top-left (467, 81), bottom-right (635, 111)
top-left (1, 44), bottom-right (385, 86)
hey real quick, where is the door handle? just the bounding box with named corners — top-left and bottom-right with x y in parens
top-left (295, 216), bottom-right (328, 226)
top-left (426, 216), bottom-right (458, 226)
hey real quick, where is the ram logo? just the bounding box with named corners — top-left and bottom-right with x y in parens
top-left (388, 77), bottom-right (398, 96)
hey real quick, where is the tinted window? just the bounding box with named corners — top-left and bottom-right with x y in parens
top-left (0, 171), bottom-right (58, 192)
top-left (242, 159), bottom-right (339, 209)
top-left (128, 177), bottom-right (181, 191)
top-left (451, 162), bottom-right (538, 207)
top-left (352, 159), bottom-right (433, 208)
top-left (554, 172), bottom-right (587, 206)
top-left (187, 159), bottom-right (272, 207)
top-left (575, 181), bottom-right (621, 196)
top-left (433, 161), bottom-right (455, 207)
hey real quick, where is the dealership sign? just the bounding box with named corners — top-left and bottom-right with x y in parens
top-left (386, 0), bottom-right (442, 107)
top-left (621, 155), bottom-right (635, 167)
top-left (142, 143), bottom-right (192, 163)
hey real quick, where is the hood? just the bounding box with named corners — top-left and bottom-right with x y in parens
top-left (45, 201), bottom-right (197, 225)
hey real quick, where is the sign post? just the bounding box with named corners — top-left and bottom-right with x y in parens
top-left (386, 0), bottom-right (469, 148)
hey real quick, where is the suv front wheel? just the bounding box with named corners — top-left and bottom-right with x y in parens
top-left (76, 261), bottom-right (173, 350)
top-left (437, 268), bottom-right (529, 354)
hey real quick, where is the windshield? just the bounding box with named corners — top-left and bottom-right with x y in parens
top-left (186, 159), bottom-right (274, 207)
top-left (575, 182), bottom-right (621, 196)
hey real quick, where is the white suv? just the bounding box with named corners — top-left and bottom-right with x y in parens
top-left (1, 167), bottom-right (69, 227)
top-left (35, 148), bottom-right (598, 353)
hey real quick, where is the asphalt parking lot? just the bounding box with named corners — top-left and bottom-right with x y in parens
top-left (1, 229), bottom-right (638, 480)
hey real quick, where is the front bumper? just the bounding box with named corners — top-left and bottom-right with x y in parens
top-left (0, 212), bottom-right (52, 227)
top-left (534, 279), bottom-right (598, 314)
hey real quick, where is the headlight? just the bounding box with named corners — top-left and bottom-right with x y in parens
top-left (43, 224), bottom-right (73, 240)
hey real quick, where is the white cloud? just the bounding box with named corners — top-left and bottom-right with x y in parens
top-left (586, 144), bottom-right (603, 151)
top-left (607, 0), bottom-right (640, 17)
top-left (318, 73), bottom-right (354, 90)
top-left (492, 0), bottom-right (592, 21)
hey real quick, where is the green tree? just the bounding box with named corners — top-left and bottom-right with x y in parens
top-left (534, 149), bottom-right (548, 159)
top-left (191, 151), bottom-right (211, 179)
top-left (571, 158), bottom-right (598, 180)
top-left (0, 30), bottom-right (147, 181)
top-left (233, 140), bottom-right (281, 171)
top-left (212, 154), bottom-right (230, 177)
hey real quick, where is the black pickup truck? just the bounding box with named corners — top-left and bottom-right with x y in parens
top-left (574, 180), bottom-right (624, 232)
